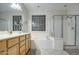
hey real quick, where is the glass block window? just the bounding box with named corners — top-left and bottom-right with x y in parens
top-left (32, 15), bottom-right (46, 31)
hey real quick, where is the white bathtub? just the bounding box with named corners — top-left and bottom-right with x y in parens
top-left (31, 39), bottom-right (53, 50)
top-left (31, 38), bottom-right (63, 51)
top-left (31, 37), bottom-right (65, 55)
top-left (31, 31), bottom-right (63, 50)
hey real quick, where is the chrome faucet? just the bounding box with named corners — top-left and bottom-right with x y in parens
top-left (8, 30), bottom-right (12, 34)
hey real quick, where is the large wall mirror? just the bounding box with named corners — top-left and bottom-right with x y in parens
top-left (0, 3), bottom-right (22, 31)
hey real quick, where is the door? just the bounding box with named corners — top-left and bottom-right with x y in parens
top-left (53, 16), bottom-right (63, 38)
top-left (63, 16), bottom-right (75, 45)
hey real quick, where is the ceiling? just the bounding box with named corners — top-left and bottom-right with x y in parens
top-left (24, 3), bottom-right (79, 12)
top-left (0, 3), bottom-right (79, 13)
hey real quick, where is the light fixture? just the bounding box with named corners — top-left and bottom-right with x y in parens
top-left (11, 3), bottom-right (22, 11)
top-left (64, 5), bottom-right (67, 7)
top-left (37, 5), bottom-right (40, 8)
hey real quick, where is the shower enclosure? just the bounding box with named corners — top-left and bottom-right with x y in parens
top-left (53, 15), bottom-right (79, 46)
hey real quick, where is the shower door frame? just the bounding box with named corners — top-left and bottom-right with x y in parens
top-left (53, 15), bottom-right (79, 46)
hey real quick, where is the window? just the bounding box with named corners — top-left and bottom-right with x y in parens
top-left (32, 15), bottom-right (46, 31)
top-left (13, 15), bottom-right (22, 31)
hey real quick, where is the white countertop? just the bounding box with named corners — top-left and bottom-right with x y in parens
top-left (0, 33), bottom-right (30, 41)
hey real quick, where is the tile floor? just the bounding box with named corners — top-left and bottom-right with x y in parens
top-left (64, 49), bottom-right (79, 55)
top-left (30, 49), bottom-right (69, 55)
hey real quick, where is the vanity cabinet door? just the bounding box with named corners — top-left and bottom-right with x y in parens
top-left (26, 34), bottom-right (31, 49)
top-left (20, 40), bottom-right (25, 47)
top-left (26, 34), bottom-right (31, 55)
top-left (0, 40), bottom-right (7, 55)
top-left (20, 35), bottom-right (26, 55)
top-left (8, 44), bottom-right (19, 55)
top-left (20, 45), bottom-right (26, 55)
top-left (8, 37), bottom-right (19, 48)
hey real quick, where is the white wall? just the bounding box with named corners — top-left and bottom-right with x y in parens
top-left (28, 10), bottom-right (66, 32)
top-left (20, 4), bottom-right (30, 32)
top-left (29, 10), bottom-right (66, 37)
top-left (28, 10), bottom-right (66, 49)
top-left (67, 4), bottom-right (79, 15)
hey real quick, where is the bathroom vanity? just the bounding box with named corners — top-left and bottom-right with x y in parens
top-left (0, 33), bottom-right (31, 55)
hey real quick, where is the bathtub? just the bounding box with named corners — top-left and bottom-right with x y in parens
top-left (31, 36), bottom-right (63, 51)
top-left (31, 32), bottom-right (63, 53)
top-left (31, 36), bottom-right (64, 55)
top-left (31, 39), bottom-right (53, 50)
top-left (48, 36), bottom-right (63, 50)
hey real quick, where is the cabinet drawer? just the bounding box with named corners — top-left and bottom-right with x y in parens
top-left (8, 44), bottom-right (19, 55)
top-left (20, 40), bottom-right (25, 47)
top-left (8, 37), bottom-right (19, 48)
top-left (20, 35), bottom-right (25, 41)
top-left (0, 40), bottom-right (7, 51)
top-left (20, 45), bottom-right (26, 55)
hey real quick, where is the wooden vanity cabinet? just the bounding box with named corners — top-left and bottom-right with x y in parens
top-left (20, 40), bottom-right (25, 47)
top-left (20, 44), bottom-right (26, 55)
top-left (20, 35), bottom-right (25, 41)
top-left (8, 37), bottom-right (19, 48)
top-left (26, 34), bottom-right (31, 54)
top-left (27, 34), bottom-right (31, 49)
top-left (0, 40), bottom-right (7, 55)
top-left (8, 44), bottom-right (19, 55)
top-left (26, 38), bottom-right (28, 53)
top-left (26, 34), bottom-right (31, 49)
top-left (19, 35), bottom-right (26, 55)
top-left (7, 37), bottom-right (19, 55)
top-left (0, 34), bottom-right (31, 55)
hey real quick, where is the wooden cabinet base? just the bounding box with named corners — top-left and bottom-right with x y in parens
top-left (0, 34), bottom-right (31, 55)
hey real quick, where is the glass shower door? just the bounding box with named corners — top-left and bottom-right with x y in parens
top-left (63, 16), bottom-right (75, 45)
top-left (76, 16), bottom-right (79, 45)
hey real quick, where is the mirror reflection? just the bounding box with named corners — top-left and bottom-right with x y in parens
top-left (0, 3), bottom-right (22, 31)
